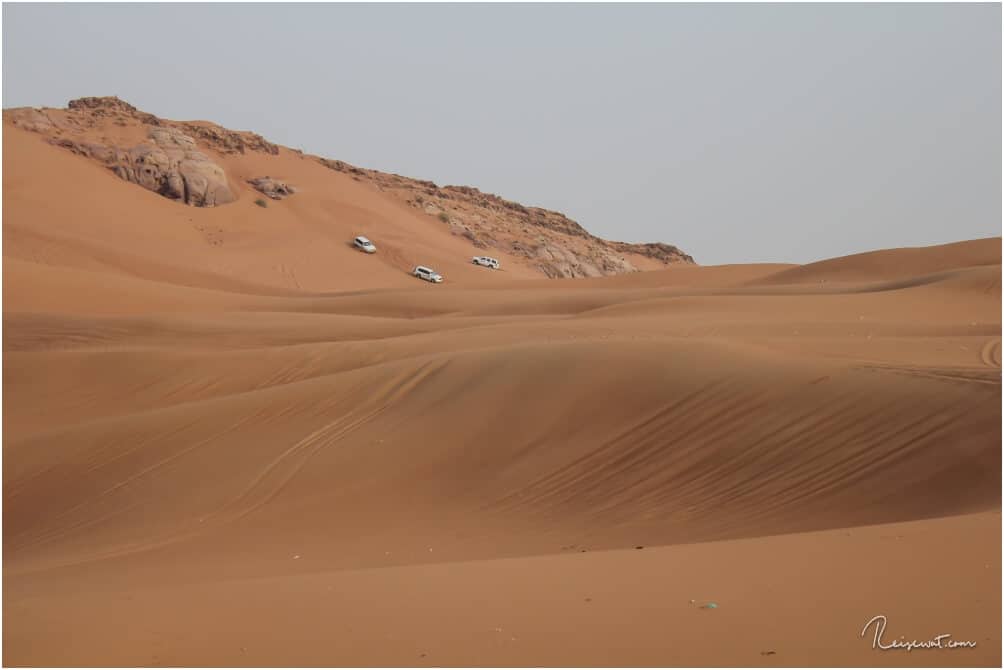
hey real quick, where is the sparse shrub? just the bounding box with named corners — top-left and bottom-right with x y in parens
top-left (438, 212), bottom-right (449, 223)
top-left (254, 198), bottom-right (268, 208)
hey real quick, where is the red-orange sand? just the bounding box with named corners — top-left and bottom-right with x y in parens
top-left (3, 123), bottom-right (1001, 666)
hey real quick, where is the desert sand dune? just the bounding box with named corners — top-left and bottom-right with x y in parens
top-left (756, 238), bottom-right (1001, 285)
top-left (3, 115), bottom-right (1001, 666)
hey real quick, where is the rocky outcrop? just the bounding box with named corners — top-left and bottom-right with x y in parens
top-left (609, 241), bottom-right (693, 264)
top-left (117, 129), bottom-right (234, 207)
top-left (51, 128), bottom-right (235, 207)
top-left (6, 96), bottom-right (278, 155)
top-left (176, 123), bottom-right (279, 156)
top-left (7, 108), bottom-right (62, 134)
top-left (66, 96), bottom-right (162, 125)
top-left (247, 177), bottom-right (295, 200)
top-left (64, 98), bottom-right (277, 154)
top-left (318, 158), bottom-right (365, 176)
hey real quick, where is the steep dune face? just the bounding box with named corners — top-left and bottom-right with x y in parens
top-left (3, 100), bottom-right (1001, 666)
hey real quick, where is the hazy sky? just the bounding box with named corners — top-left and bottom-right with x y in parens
top-left (3, 3), bottom-right (1000, 264)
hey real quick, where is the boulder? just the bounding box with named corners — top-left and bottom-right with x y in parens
top-left (247, 176), bottom-right (295, 200)
top-left (55, 128), bottom-right (236, 207)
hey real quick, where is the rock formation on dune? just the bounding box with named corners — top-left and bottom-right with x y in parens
top-left (51, 128), bottom-right (236, 207)
top-left (67, 96), bottom-right (162, 125)
top-left (4, 96), bottom-right (694, 274)
top-left (7, 98), bottom-right (241, 207)
top-left (248, 176), bottom-right (295, 200)
top-left (175, 122), bottom-right (280, 156)
top-left (36, 96), bottom-right (280, 155)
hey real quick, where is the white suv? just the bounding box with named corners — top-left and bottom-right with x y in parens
top-left (353, 236), bottom-right (377, 253)
top-left (413, 266), bottom-right (443, 283)
top-left (472, 256), bottom-right (500, 269)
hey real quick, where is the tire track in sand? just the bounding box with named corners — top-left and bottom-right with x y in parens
top-left (207, 358), bottom-right (448, 526)
top-left (6, 360), bottom-right (448, 571)
top-left (980, 337), bottom-right (1001, 369)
